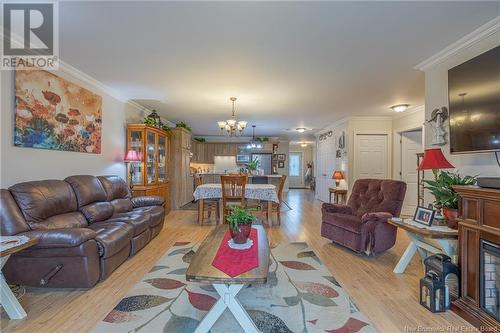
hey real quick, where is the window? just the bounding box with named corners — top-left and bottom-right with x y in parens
top-left (289, 153), bottom-right (301, 177)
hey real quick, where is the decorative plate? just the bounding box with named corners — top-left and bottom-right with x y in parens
top-left (228, 238), bottom-right (254, 250)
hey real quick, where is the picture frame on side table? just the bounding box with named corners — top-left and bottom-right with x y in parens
top-left (413, 206), bottom-right (435, 226)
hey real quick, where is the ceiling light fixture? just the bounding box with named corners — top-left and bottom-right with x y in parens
top-left (217, 97), bottom-right (247, 137)
top-left (390, 104), bottom-right (410, 113)
top-left (247, 125), bottom-right (262, 149)
top-left (301, 143), bottom-right (307, 147)
top-left (296, 127), bottom-right (307, 133)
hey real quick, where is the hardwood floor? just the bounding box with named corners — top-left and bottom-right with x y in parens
top-left (1, 189), bottom-right (471, 332)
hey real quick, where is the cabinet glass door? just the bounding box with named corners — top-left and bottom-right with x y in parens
top-left (146, 131), bottom-right (157, 184)
top-left (129, 130), bottom-right (143, 185)
top-left (158, 135), bottom-right (167, 182)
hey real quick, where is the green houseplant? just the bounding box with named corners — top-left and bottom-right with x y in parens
top-left (226, 206), bottom-right (255, 244)
top-left (246, 158), bottom-right (260, 175)
top-left (175, 121), bottom-right (192, 132)
top-left (423, 171), bottom-right (476, 228)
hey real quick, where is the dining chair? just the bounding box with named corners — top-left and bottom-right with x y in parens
top-left (220, 174), bottom-right (248, 223)
top-left (194, 174), bottom-right (220, 225)
top-left (263, 175), bottom-right (287, 225)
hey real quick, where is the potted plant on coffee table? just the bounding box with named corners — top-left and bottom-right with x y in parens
top-left (423, 171), bottom-right (476, 229)
top-left (226, 206), bottom-right (256, 244)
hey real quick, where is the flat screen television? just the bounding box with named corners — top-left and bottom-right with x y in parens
top-left (448, 46), bottom-right (500, 154)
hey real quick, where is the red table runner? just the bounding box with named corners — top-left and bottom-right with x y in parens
top-left (211, 227), bottom-right (259, 277)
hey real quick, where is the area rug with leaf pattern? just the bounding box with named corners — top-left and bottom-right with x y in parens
top-left (93, 241), bottom-right (377, 333)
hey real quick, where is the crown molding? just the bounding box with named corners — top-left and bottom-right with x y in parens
top-left (414, 16), bottom-right (500, 71)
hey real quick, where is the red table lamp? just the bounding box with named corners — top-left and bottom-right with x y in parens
top-left (417, 148), bottom-right (454, 178)
top-left (125, 150), bottom-right (141, 190)
top-left (332, 170), bottom-right (344, 186)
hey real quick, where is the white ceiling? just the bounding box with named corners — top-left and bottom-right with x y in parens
top-left (59, 1), bottom-right (499, 140)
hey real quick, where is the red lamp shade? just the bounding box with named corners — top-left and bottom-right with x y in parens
top-left (417, 148), bottom-right (454, 170)
top-left (332, 170), bottom-right (344, 185)
top-left (124, 150), bottom-right (140, 162)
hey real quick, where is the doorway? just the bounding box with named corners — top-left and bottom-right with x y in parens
top-left (400, 129), bottom-right (423, 216)
top-left (289, 152), bottom-right (304, 188)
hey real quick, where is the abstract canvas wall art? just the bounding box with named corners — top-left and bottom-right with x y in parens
top-left (15, 69), bottom-right (103, 153)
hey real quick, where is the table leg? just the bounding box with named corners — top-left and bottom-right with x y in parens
top-left (437, 239), bottom-right (458, 263)
top-left (194, 284), bottom-right (258, 333)
top-left (0, 255), bottom-right (27, 319)
top-left (393, 241), bottom-right (418, 274)
top-left (198, 199), bottom-right (204, 225)
top-left (267, 201), bottom-right (272, 226)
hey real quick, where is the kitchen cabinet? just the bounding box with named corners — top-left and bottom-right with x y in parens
top-left (126, 124), bottom-right (171, 213)
top-left (191, 142), bottom-right (240, 163)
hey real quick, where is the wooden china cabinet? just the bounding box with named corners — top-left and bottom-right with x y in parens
top-left (126, 124), bottom-right (171, 213)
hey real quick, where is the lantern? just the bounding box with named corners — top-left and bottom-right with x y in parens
top-left (424, 254), bottom-right (459, 308)
top-left (420, 271), bottom-right (446, 313)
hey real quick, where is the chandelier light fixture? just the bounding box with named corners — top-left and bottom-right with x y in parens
top-left (247, 125), bottom-right (262, 149)
top-left (217, 97), bottom-right (247, 137)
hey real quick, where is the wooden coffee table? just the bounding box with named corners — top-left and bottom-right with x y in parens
top-left (388, 218), bottom-right (458, 274)
top-left (0, 236), bottom-right (38, 319)
top-left (186, 224), bottom-right (269, 333)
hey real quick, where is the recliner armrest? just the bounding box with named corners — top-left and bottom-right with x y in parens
top-left (131, 196), bottom-right (165, 208)
top-left (321, 203), bottom-right (353, 215)
top-left (18, 228), bottom-right (97, 249)
top-left (361, 212), bottom-right (393, 223)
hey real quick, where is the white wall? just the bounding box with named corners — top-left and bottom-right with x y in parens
top-left (392, 106), bottom-right (425, 179)
top-left (0, 68), bottom-right (140, 187)
top-left (422, 28), bottom-right (500, 180)
top-left (277, 140), bottom-right (290, 191)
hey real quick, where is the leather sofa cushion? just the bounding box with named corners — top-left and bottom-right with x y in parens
top-left (322, 213), bottom-right (363, 234)
top-left (80, 202), bottom-right (114, 224)
top-left (1, 189), bottom-right (30, 235)
top-left (98, 176), bottom-right (130, 201)
top-left (19, 228), bottom-right (96, 249)
top-left (65, 175), bottom-right (107, 207)
top-left (107, 213), bottom-right (151, 236)
top-left (33, 212), bottom-right (88, 230)
top-left (87, 222), bottom-right (133, 258)
top-left (133, 206), bottom-right (164, 227)
top-left (110, 198), bottom-right (133, 214)
top-left (348, 179), bottom-right (407, 218)
top-left (9, 180), bottom-right (78, 226)
top-left (131, 196), bottom-right (164, 208)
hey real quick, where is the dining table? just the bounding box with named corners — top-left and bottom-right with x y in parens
top-left (193, 183), bottom-right (279, 225)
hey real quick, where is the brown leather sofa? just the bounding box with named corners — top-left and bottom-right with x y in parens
top-left (1, 175), bottom-right (165, 288)
top-left (321, 179), bottom-right (406, 255)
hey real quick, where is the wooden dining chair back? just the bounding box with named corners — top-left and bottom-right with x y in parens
top-left (264, 175), bottom-right (287, 225)
top-left (194, 173), bottom-right (203, 188)
top-left (220, 175), bottom-right (248, 223)
top-left (195, 174), bottom-right (220, 225)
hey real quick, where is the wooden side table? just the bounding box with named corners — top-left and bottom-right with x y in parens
top-left (388, 218), bottom-right (458, 274)
top-left (0, 236), bottom-right (38, 319)
top-left (328, 188), bottom-right (348, 204)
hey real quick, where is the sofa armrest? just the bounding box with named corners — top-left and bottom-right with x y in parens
top-left (131, 196), bottom-right (165, 208)
top-left (321, 203), bottom-right (353, 215)
top-left (361, 212), bottom-right (393, 223)
top-left (18, 228), bottom-right (97, 249)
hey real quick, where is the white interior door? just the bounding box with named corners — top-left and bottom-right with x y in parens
top-left (400, 130), bottom-right (423, 216)
top-left (354, 134), bottom-right (389, 181)
top-left (289, 152), bottom-right (304, 188)
top-left (315, 134), bottom-right (336, 202)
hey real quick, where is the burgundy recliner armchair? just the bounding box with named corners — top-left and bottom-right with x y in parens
top-left (321, 179), bottom-right (406, 255)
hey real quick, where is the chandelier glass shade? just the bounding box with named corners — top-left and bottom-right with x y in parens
top-left (217, 97), bottom-right (247, 136)
top-left (247, 125), bottom-right (262, 149)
